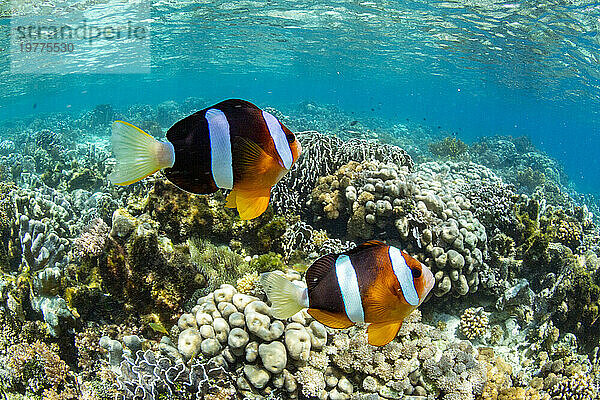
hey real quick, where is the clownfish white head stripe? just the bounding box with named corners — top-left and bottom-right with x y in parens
top-left (335, 254), bottom-right (365, 323)
top-left (389, 246), bottom-right (419, 306)
top-left (263, 110), bottom-right (293, 169)
top-left (205, 108), bottom-right (234, 189)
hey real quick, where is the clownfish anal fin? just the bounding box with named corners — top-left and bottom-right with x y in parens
top-left (344, 240), bottom-right (386, 256)
top-left (308, 309), bottom-right (354, 329)
top-left (229, 187), bottom-right (271, 220)
top-left (305, 254), bottom-right (337, 291)
top-left (367, 321), bottom-right (402, 346)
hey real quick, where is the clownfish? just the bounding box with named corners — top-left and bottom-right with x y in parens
top-left (261, 240), bottom-right (435, 346)
top-left (108, 99), bottom-right (301, 220)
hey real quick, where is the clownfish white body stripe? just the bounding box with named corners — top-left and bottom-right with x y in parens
top-left (335, 254), bottom-right (365, 323)
top-left (205, 108), bottom-right (234, 189)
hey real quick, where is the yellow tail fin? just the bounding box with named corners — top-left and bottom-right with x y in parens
top-left (108, 121), bottom-right (175, 186)
top-left (260, 272), bottom-right (308, 319)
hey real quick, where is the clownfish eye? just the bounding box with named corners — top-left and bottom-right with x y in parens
top-left (286, 133), bottom-right (296, 143)
top-left (411, 268), bottom-right (421, 279)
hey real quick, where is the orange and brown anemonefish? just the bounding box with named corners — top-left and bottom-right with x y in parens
top-left (261, 240), bottom-right (435, 346)
top-left (108, 99), bottom-right (301, 220)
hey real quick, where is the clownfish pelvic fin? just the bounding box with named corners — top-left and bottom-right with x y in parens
top-left (109, 121), bottom-right (175, 186)
top-left (367, 321), bottom-right (403, 346)
top-left (260, 272), bottom-right (309, 319)
top-left (226, 187), bottom-right (271, 220)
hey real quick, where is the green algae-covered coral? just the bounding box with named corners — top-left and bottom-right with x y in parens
top-left (514, 198), bottom-right (550, 274)
top-left (67, 167), bottom-right (104, 192)
top-left (553, 254), bottom-right (600, 346)
top-left (428, 136), bottom-right (469, 159)
top-left (145, 179), bottom-right (236, 243)
top-left (144, 178), bottom-right (289, 254)
top-left (249, 252), bottom-right (285, 274)
top-left (545, 210), bottom-right (584, 251)
top-left (5, 340), bottom-right (77, 398)
top-left (189, 237), bottom-right (250, 293)
top-left (254, 212), bottom-right (288, 253)
top-left (0, 186), bottom-right (20, 273)
top-left (189, 239), bottom-right (286, 294)
top-left (99, 214), bottom-right (204, 323)
top-left (517, 166), bottom-right (546, 191)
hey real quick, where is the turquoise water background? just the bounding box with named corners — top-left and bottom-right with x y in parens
top-left (1, 0), bottom-right (599, 193)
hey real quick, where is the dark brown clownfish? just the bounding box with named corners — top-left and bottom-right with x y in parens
top-left (108, 99), bottom-right (301, 220)
top-left (261, 240), bottom-right (435, 346)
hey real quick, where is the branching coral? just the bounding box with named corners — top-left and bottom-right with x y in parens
top-left (547, 373), bottom-right (597, 400)
top-left (272, 131), bottom-right (413, 216)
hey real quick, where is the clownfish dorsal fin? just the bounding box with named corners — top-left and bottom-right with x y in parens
top-left (344, 240), bottom-right (387, 256)
top-left (308, 308), bottom-right (354, 329)
top-left (305, 254), bottom-right (337, 291)
top-left (367, 321), bottom-right (403, 346)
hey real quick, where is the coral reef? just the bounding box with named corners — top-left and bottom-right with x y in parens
top-left (1, 100), bottom-right (600, 400)
top-left (100, 210), bottom-right (204, 322)
top-left (272, 131), bottom-right (413, 216)
top-left (73, 218), bottom-right (110, 259)
top-left (99, 276), bottom-right (496, 400)
top-left (310, 159), bottom-right (494, 298)
top-left (2, 340), bottom-right (78, 398)
top-left (114, 349), bottom-right (235, 399)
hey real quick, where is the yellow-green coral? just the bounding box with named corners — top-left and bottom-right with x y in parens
top-left (517, 167), bottom-right (545, 191)
top-left (428, 136), bottom-right (469, 159)
top-left (249, 252), bottom-right (285, 274)
top-left (478, 348), bottom-right (550, 400)
top-left (548, 372), bottom-right (598, 399)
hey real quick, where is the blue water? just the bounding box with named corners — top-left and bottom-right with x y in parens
top-left (1, 0), bottom-right (599, 193)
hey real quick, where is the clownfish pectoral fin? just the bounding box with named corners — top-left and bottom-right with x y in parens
top-left (108, 121), bottom-right (175, 186)
top-left (231, 187), bottom-right (271, 220)
top-left (363, 278), bottom-right (397, 322)
top-left (235, 136), bottom-right (275, 181)
top-left (307, 309), bottom-right (354, 329)
top-left (367, 321), bottom-right (403, 346)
